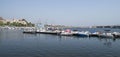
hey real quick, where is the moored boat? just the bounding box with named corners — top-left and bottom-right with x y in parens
top-left (89, 32), bottom-right (101, 37)
top-left (99, 33), bottom-right (114, 38)
top-left (36, 28), bottom-right (61, 35)
top-left (98, 29), bottom-right (114, 38)
top-left (60, 29), bottom-right (73, 36)
top-left (73, 31), bottom-right (90, 37)
top-left (112, 32), bottom-right (120, 38)
top-left (23, 29), bottom-right (36, 34)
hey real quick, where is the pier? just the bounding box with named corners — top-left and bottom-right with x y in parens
top-left (23, 28), bottom-right (120, 38)
top-left (92, 25), bottom-right (120, 29)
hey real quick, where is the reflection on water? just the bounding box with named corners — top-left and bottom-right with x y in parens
top-left (0, 30), bottom-right (120, 57)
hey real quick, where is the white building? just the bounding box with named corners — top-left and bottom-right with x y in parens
top-left (0, 18), bottom-right (27, 25)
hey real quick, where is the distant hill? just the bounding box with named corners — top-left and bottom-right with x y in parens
top-left (0, 17), bottom-right (34, 27)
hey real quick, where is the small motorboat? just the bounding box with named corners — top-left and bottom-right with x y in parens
top-left (89, 32), bottom-right (101, 37)
top-left (36, 29), bottom-right (61, 35)
top-left (112, 32), bottom-right (120, 38)
top-left (99, 33), bottom-right (114, 38)
top-left (60, 29), bottom-right (73, 36)
top-left (98, 29), bottom-right (114, 38)
top-left (60, 32), bottom-right (73, 36)
top-left (73, 31), bottom-right (90, 37)
top-left (23, 29), bottom-right (36, 34)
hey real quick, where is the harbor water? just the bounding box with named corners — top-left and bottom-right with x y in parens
top-left (0, 28), bottom-right (120, 57)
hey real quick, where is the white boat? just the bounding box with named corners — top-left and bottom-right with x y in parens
top-left (89, 32), bottom-right (101, 37)
top-left (99, 33), bottom-right (114, 38)
top-left (112, 32), bottom-right (120, 38)
top-left (23, 29), bottom-right (36, 34)
top-left (36, 28), bottom-right (61, 35)
top-left (60, 32), bottom-right (73, 36)
top-left (60, 29), bottom-right (73, 36)
top-left (95, 30), bottom-right (114, 38)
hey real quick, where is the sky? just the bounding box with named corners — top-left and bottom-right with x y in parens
top-left (0, 0), bottom-right (120, 26)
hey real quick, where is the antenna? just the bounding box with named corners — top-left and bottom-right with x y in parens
top-left (35, 18), bottom-right (42, 29)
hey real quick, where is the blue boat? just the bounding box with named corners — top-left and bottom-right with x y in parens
top-left (73, 31), bottom-right (90, 37)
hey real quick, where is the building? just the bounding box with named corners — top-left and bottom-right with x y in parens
top-left (0, 17), bottom-right (28, 25)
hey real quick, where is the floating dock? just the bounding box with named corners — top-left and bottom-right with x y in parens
top-left (23, 29), bottom-right (120, 38)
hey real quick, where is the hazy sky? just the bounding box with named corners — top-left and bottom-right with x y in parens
top-left (0, 0), bottom-right (120, 26)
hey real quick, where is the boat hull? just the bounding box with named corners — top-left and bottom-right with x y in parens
top-left (73, 33), bottom-right (88, 37)
top-left (89, 34), bottom-right (99, 37)
top-left (99, 34), bottom-right (114, 38)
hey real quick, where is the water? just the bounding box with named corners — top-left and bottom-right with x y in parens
top-left (0, 29), bottom-right (120, 57)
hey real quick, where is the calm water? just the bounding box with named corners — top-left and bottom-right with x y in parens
top-left (0, 29), bottom-right (120, 57)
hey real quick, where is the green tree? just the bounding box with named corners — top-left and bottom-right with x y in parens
top-left (0, 21), bottom-right (4, 26)
top-left (6, 22), bottom-right (10, 25)
top-left (27, 22), bottom-right (35, 27)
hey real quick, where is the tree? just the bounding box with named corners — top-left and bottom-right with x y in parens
top-left (27, 22), bottom-right (35, 27)
top-left (0, 21), bottom-right (4, 26)
top-left (21, 19), bottom-right (28, 23)
top-left (6, 22), bottom-right (10, 25)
